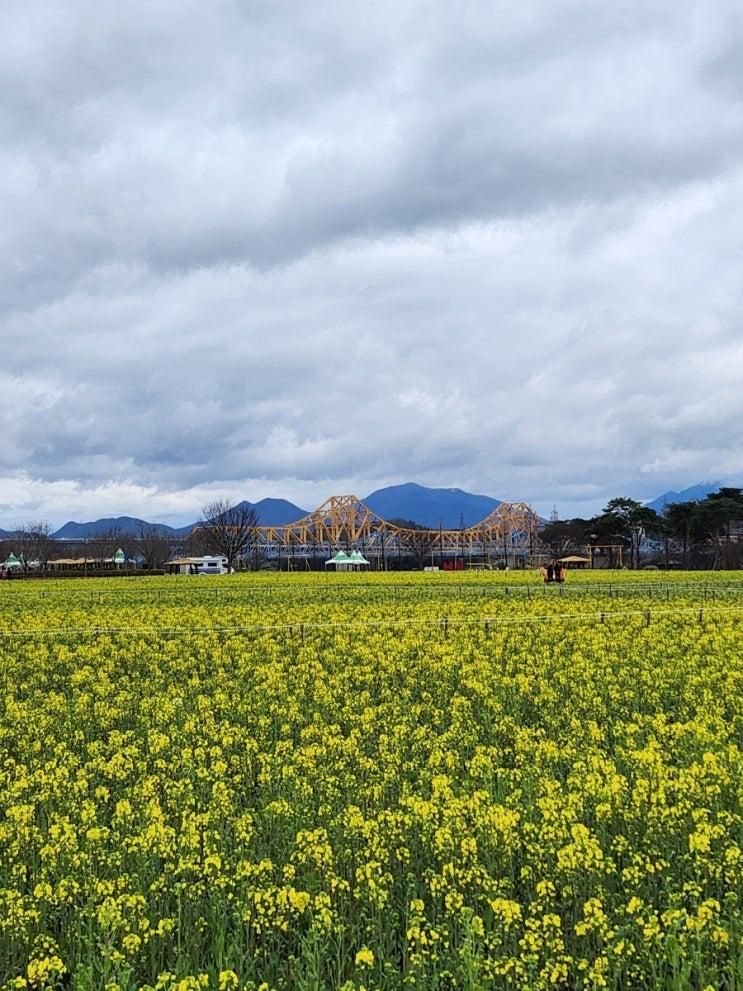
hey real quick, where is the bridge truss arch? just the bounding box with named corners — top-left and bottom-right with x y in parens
top-left (252, 495), bottom-right (541, 567)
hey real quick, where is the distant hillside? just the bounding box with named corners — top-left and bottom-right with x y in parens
top-left (646, 482), bottom-right (720, 514)
top-left (234, 498), bottom-right (308, 526)
top-left (53, 516), bottom-right (177, 540)
top-left (50, 498), bottom-right (309, 540)
top-left (364, 482), bottom-right (501, 528)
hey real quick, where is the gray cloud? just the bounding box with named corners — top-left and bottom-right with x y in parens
top-left (2, 0), bottom-right (743, 525)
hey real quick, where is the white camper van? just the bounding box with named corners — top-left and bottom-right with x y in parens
top-left (166, 556), bottom-right (230, 575)
top-left (195, 556), bottom-right (229, 575)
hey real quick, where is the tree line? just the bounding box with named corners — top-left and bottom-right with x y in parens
top-left (541, 488), bottom-right (743, 569)
top-left (0, 500), bottom-right (261, 575)
top-left (4, 491), bottom-right (743, 575)
top-left (0, 521), bottom-right (182, 574)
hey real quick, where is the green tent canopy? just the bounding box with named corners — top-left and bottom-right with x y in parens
top-left (325, 550), bottom-right (370, 570)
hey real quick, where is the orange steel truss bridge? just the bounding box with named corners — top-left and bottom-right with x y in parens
top-left (252, 495), bottom-right (541, 566)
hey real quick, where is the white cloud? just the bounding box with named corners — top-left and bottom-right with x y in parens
top-left (2, 0), bottom-right (743, 524)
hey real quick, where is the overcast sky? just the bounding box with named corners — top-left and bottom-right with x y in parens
top-left (2, 0), bottom-right (743, 526)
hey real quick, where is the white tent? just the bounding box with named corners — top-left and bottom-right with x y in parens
top-left (348, 550), bottom-right (370, 567)
top-left (325, 550), bottom-right (352, 570)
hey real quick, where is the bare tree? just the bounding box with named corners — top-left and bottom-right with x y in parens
top-left (390, 519), bottom-right (439, 569)
top-left (30, 521), bottom-right (55, 572)
top-left (198, 499), bottom-right (258, 573)
top-left (117, 532), bottom-right (141, 567)
top-left (14, 521), bottom-right (55, 573)
top-left (88, 527), bottom-right (122, 571)
top-left (538, 517), bottom-right (590, 561)
top-left (138, 523), bottom-right (170, 571)
top-left (14, 526), bottom-right (34, 573)
top-left (185, 525), bottom-right (211, 557)
top-left (246, 542), bottom-right (268, 572)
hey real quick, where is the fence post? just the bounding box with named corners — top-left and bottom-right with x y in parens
top-left (645, 609), bottom-right (651, 627)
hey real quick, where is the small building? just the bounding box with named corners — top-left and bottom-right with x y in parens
top-left (1, 552), bottom-right (23, 578)
top-left (558, 555), bottom-right (590, 569)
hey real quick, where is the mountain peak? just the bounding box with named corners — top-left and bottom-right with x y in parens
top-left (233, 498), bottom-right (309, 525)
top-left (645, 481), bottom-right (721, 514)
top-left (364, 482), bottom-right (501, 528)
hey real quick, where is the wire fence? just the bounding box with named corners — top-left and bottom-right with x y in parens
top-left (0, 604), bottom-right (741, 641)
top-left (2, 579), bottom-right (743, 606)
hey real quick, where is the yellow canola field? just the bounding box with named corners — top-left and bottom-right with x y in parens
top-left (1, 572), bottom-right (743, 990)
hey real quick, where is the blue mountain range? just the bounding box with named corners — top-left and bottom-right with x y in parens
top-left (645, 482), bottom-right (721, 514)
top-left (49, 498), bottom-right (311, 540)
top-left (1, 485), bottom-right (505, 539)
top-left (1, 481), bottom-right (732, 540)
